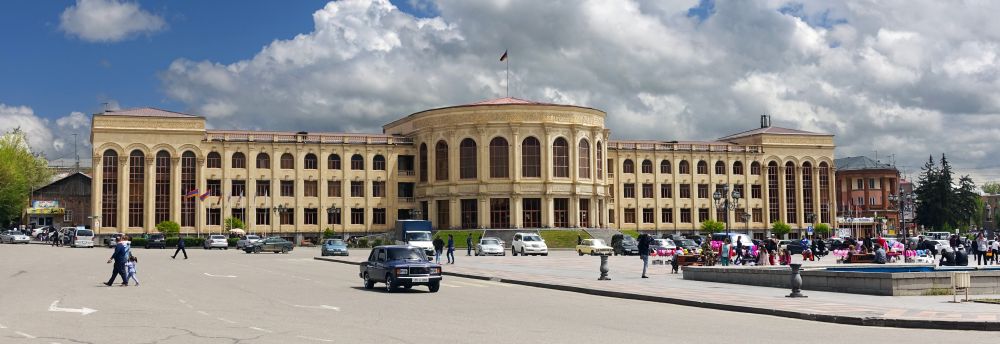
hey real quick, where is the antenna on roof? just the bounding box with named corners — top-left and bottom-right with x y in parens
top-left (760, 114), bottom-right (770, 128)
top-left (101, 102), bottom-right (110, 113)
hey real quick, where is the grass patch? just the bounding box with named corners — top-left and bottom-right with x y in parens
top-left (432, 230), bottom-right (483, 248)
top-left (922, 288), bottom-right (954, 296)
top-left (539, 230), bottom-right (591, 248)
top-left (620, 230), bottom-right (640, 239)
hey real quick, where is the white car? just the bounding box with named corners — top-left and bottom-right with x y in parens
top-left (204, 235), bottom-right (229, 249)
top-left (2, 231), bottom-right (31, 244)
top-left (475, 238), bottom-right (506, 256)
top-left (237, 235), bottom-right (262, 249)
top-left (71, 228), bottom-right (95, 248)
top-left (576, 239), bottom-right (613, 256)
top-left (511, 232), bottom-right (548, 256)
top-left (650, 238), bottom-right (677, 251)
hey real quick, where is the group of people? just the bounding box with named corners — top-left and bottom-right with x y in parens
top-left (915, 233), bottom-right (999, 267)
top-left (105, 235), bottom-right (139, 287)
top-left (432, 234), bottom-right (455, 264)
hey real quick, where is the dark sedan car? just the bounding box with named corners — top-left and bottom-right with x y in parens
top-left (244, 236), bottom-right (294, 254)
top-left (146, 234), bottom-right (166, 249)
top-left (611, 234), bottom-right (639, 256)
top-left (360, 245), bottom-right (442, 293)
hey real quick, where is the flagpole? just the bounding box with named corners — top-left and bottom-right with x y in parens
top-left (506, 55), bottom-right (509, 98)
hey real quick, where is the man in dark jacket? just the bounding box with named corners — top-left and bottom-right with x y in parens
top-left (955, 246), bottom-right (970, 266)
top-left (432, 237), bottom-right (444, 264)
top-left (172, 235), bottom-right (187, 259)
top-left (637, 233), bottom-right (651, 278)
top-left (466, 235), bottom-right (473, 256)
top-left (105, 238), bottom-right (129, 286)
top-left (940, 247), bottom-right (957, 266)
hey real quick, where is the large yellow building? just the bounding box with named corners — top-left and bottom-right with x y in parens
top-left (90, 98), bottom-right (837, 239)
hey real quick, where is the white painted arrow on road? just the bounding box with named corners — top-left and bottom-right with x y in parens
top-left (293, 304), bottom-right (340, 311)
top-left (203, 273), bottom-right (237, 278)
top-left (49, 301), bottom-right (97, 316)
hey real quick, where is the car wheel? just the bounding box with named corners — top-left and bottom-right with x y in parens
top-left (511, 247), bottom-right (517, 256)
top-left (403, 285), bottom-right (413, 290)
top-left (428, 282), bottom-right (440, 293)
top-left (542, 253), bottom-right (548, 256)
top-left (363, 273), bottom-right (375, 289)
top-left (224, 247), bottom-right (228, 250)
top-left (385, 274), bottom-right (395, 293)
top-left (520, 248), bottom-right (525, 256)
top-left (254, 246), bottom-right (262, 254)
top-left (590, 251), bottom-right (596, 256)
top-left (281, 247), bottom-right (289, 254)
top-left (578, 250), bottom-right (584, 256)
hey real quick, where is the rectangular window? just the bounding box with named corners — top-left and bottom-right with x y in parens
top-left (256, 208), bottom-right (270, 225)
top-left (608, 185), bottom-right (614, 199)
top-left (642, 208), bottom-right (654, 223)
top-left (751, 184), bottom-right (762, 199)
top-left (715, 162), bottom-right (725, 175)
top-left (641, 183), bottom-right (653, 199)
top-left (856, 179), bottom-right (863, 190)
top-left (351, 208), bottom-right (365, 225)
top-left (373, 208), bottom-right (386, 225)
top-left (64, 209), bottom-right (73, 223)
top-left (327, 180), bottom-right (341, 197)
top-left (624, 208), bottom-right (636, 224)
top-left (280, 209), bottom-right (294, 225)
top-left (304, 208), bottom-right (317, 225)
top-left (372, 181), bottom-right (385, 198)
top-left (206, 208), bottom-right (221, 226)
top-left (351, 181), bottom-right (364, 198)
top-left (660, 184), bottom-right (672, 198)
top-left (623, 183), bottom-right (636, 198)
top-left (155, 154), bottom-right (170, 224)
top-left (304, 180), bottom-right (318, 197)
top-left (716, 208), bottom-right (726, 222)
top-left (680, 208), bottom-right (692, 223)
top-left (698, 184), bottom-right (708, 199)
top-left (207, 153), bottom-right (221, 168)
top-left (734, 184), bottom-right (745, 199)
top-left (869, 178), bottom-right (876, 189)
top-left (280, 180), bottom-right (294, 197)
top-left (553, 198), bottom-right (569, 227)
top-left (256, 180), bottom-right (270, 197)
top-left (207, 179), bottom-right (221, 196)
top-left (607, 159), bottom-right (614, 177)
top-left (661, 208), bottom-right (673, 223)
top-left (680, 184), bottom-right (691, 198)
top-left (352, 157), bottom-right (364, 171)
top-left (608, 209), bottom-right (615, 224)
top-left (128, 154), bottom-right (144, 228)
top-left (461, 199), bottom-right (478, 228)
top-left (698, 208), bottom-right (709, 222)
top-left (753, 208), bottom-right (763, 223)
top-left (697, 163), bottom-right (708, 174)
top-left (373, 158), bottom-right (386, 171)
top-left (231, 180), bottom-right (246, 197)
top-left (327, 208), bottom-right (341, 225)
top-left (436, 200), bottom-right (450, 229)
top-left (523, 198), bottom-right (541, 228)
top-left (490, 198), bottom-right (510, 229)
top-left (751, 163), bottom-right (761, 175)
top-left (579, 199), bottom-right (590, 227)
top-left (232, 208), bottom-right (245, 223)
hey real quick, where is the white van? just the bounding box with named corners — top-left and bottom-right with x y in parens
top-left (72, 228), bottom-right (95, 248)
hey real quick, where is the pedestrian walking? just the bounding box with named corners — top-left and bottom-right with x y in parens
top-left (105, 238), bottom-right (129, 286)
top-left (720, 238), bottom-right (732, 266)
top-left (52, 230), bottom-right (60, 247)
top-left (433, 236), bottom-right (444, 264)
top-left (172, 235), bottom-right (188, 259)
top-left (446, 234), bottom-right (455, 264)
top-left (637, 233), bottom-right (651, 278)
top-left (989, 239), bottom-right (999, 265)
top-left (975, 233), bottom-right (988, 265)
top-left (466, 235), bottom-right (473, 256)
top-left (125, 255), bottom-right (140, 286)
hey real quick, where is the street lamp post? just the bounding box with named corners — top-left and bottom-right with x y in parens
top-left (712, 184), bottom-right (743, 237)
top-left (806, 212), bottom-right (816, 240)
top-left (272, 204), bottom-right (289, 237)
top-left (326, 206), bottom-right (341, 238)
top-left (889, 192), bottom-right (915, 240)
top-left (741, 212), bottom-right (751, 236)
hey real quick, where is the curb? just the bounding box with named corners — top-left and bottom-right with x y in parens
top-left (313, 256), bottom-right (998, 331)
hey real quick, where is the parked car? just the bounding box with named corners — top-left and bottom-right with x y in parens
top-left (1, 230), bottom-right (30, 244)
top-left (649, 238), bottom-right (677, 252)
top-left (237, 235), bottom-right (262, 249)
top-left (31, 226), bottom-right (52, 239)
top-left (203, 235), bottom-right (229, 249)
top-left (673, 238), bottom-right (700, 252)
top-left (71, 228), bottom-right (95, 248)
top-left (321, 239), bottom-right (349, 256)
top-left (104, 233), bottom-right (124, 247)
top-left (359, 245), bottom-right (442, 293)
top-left (146, 234), bottom-right (166, 249)
top-left (685, 234), bottom-right (705, 245)
top-left (244, 236), bottom-right (293, 254)
top-left (779, 240), bottom-right (807, 254)
top-left (710, 233), bottom-right (755, 248)
top-left (576, 239), bottom-right (613, 256)
top-left (611, 234), bottom-right (639, 256)
top-left (511, 232), bottom-right (548, 256)
top-left (824, 238), bottom-right (847, 251)
top-left (475, 237), bottom-right (506, 256)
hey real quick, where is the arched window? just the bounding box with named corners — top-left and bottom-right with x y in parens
top-left (207, 152), bottom-right (222, 168)
top-left (732, 161), bottom-right (744, 175)
top-left (785, 161), bottom-right (797, 223)
top-left (280, 153), bottom-right (294, 169)
top-left (459, 138), bottom-right (477, 179)
top-left (751, 161), bottom-right (761, 175)
top-left (767, 161), bottom-right (779, 222)
top-left (552, 137), bottom-right (569, 178)
top-left (578, 139), bottom-right (590, 178)
top-left (328, 154), bottom-right (341, 170)
top-left (181, 151), bottom-right (197, 227)
top-left (231, 152), bottom-right (246, 169)
top-left (304, 153), bottom-right (318, 169)
top-left (101, 150), bottom-right (119, 228)
top-left (715, 161), bottom-right (725, 174)
top-left (419, 143), bottom-right (428, 182)
top-left (660, 160), bottom-right (671, 174)
top-left (522, 137), bottom-right (540, 178)
top-left (623, 159), bottom-right (635, 174)
top-left (373, 155), bottom-right (386, 170)
top-left (596, 142), bottom-right (603, 179)
top-left (802, 161), bottom-right (814, 224)
top-left (155, 151), bottom-right (171, 224)
top-left (819, 162), bottom-right (831, 223)
top-left (679, 160), bottom-right (690, 174)
top-left (435, 141), bottom-right (449, 180)
top-left (641, 159), bottom-right (653, 174)
top-left (128, 150), bottom-right (145, 228)
top-left (697, 161), bottom-right (708, 174)
top-left (351, 154), bottom-right (364, 170)
top-left (489, 137), bottom-right (509, 179)
top-left (256, 153), bottom-right (270, 169)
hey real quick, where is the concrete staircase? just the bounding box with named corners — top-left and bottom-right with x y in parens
top-left (481, 229), bottom-right (537, 248)
top-left (583, 228), bottom-right (621, 244)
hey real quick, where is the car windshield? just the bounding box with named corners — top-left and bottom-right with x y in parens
top-left (481, 239), bottom-right (499, 245)
top-left (211, 235), bottom-right (225, 239)
top-left (247, 235), bottom-right (260, 240)
top-left (326, 239), bottom-right (345, 245)
top-left (150, 234), bottom-right (164, 239)
top-left (76, 230), bottom-right (93, 237)
top-left (522, 235), bottom-right (541, 242)
top-left (387, 247), bottom-right (426, 260)
top-left (592, 239), bottom-right (606, 246)
top-left (622, 236), bottom-right (637, 244)
top-left (406, 232), bottom-right (432, 241)
top-left (677, 239), bottom-right (695, 246)
top-left (10, 231), bottom-right (23, 235)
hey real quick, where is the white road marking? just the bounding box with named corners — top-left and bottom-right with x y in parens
top-left (48, 300), bottom-right (98, 315)
top-left (14, 331), bottom-right (36, 339)
top-left (197, 311), bottom-right (210, 316)
top-left (249, 326), bottom-right (273, 333)
top-left (217, 318), bottom-right (237, 324)
top-left (203, 272), bottom-right (237, 278)
top-left (297, 335), bottom-right (335, 342)
top-left (293, 304), bottom-right (340, 311)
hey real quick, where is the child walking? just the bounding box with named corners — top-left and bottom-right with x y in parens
top-left (125, 255), bottom-right (139, 286)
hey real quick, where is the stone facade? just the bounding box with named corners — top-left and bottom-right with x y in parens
top-left (834, 156), bottom-right (901, 237)
top-left (90, 99), bottom-right (837, 237)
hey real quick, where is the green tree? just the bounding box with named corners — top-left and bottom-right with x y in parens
top-left (700, 220), bottom-right (725, 234)
top-left (771, 221), bottom-right (791, 237)
top-left (914, 154), bottom-right (981, 231)
top-left (982, 182), bottom-right (1000, 195)
top-left (223, 217), bottom-right (245, 231)
top-left (0, 128), bottom-right (52, 227)
top-left (813, 223), bottom-right (831, 236)
top-left (156, 220), bottom-right (180, 238)
top-left (323, 228), bottom-right (335, 238)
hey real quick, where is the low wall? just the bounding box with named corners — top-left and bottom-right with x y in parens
top-left (682, 265), bottom-right (1000, 296)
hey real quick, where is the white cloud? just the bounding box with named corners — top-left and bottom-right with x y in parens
top-left (59, 0), bottom-right (166, 42)
top-left (160, 0), bottom-right (1000, 183)
top-left (0, 104), bottom-right (92, 162)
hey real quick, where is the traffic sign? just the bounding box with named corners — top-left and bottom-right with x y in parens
top-left (807, 225), bottom-right (813, 235)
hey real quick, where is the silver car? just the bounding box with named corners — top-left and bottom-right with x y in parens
top-left (204, 235), bottom-right (229, 250)
top-left (475, 238), bottom-right (506, 256)
top-left (237, 235), bottom-right (261, 249)
top-left (2, 231), bottom-right (31, 244)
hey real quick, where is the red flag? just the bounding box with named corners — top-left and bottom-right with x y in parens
top-left (500, 50), bottom-right (508, 62)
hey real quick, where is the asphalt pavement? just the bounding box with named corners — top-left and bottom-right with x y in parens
top-left (0, 244), bottom-right (996, 343)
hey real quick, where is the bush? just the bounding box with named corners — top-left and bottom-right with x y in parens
top-left (814, 223), bottom-right (831, 235)
top-left (227, 238), bottom-right (238, 247)
top-left (323, 228), bottom-right (335, 239)
top-left (224, 217), bottom-right (245, 231)
top-left (771, 221), bottom-right (792, 237)
top-left (372, 238), bottom-right (384, 246)
top-left (156, 221), bottom-right (180, 238)
top-left (700, 220), bottom-right (725, 234)
top-left (357, 238), bottom-right (369, 248)
top-left (166, 237), bottom-right (204, 247)
top-left (131, 238), bottom-right (147, 247)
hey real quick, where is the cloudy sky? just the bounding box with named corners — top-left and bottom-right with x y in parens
top-left (1, 0), bottom-right (998, 184)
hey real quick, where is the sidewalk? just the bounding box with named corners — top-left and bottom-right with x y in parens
top-left (316, 250), bottom-right (1000, 331)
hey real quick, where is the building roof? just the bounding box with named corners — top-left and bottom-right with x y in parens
top-left (467, 97), bottom-right (553, 106)
top-left (718, 126), bottom-right (827, 141)
top-left (834, 156), bottom-right (895, 171)
top-left (41, 171), bottom-right (91, 188)
top-left (206, 129), bottom-right (397, 138)
top-left (99, 107), bottom-right (201, 118)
